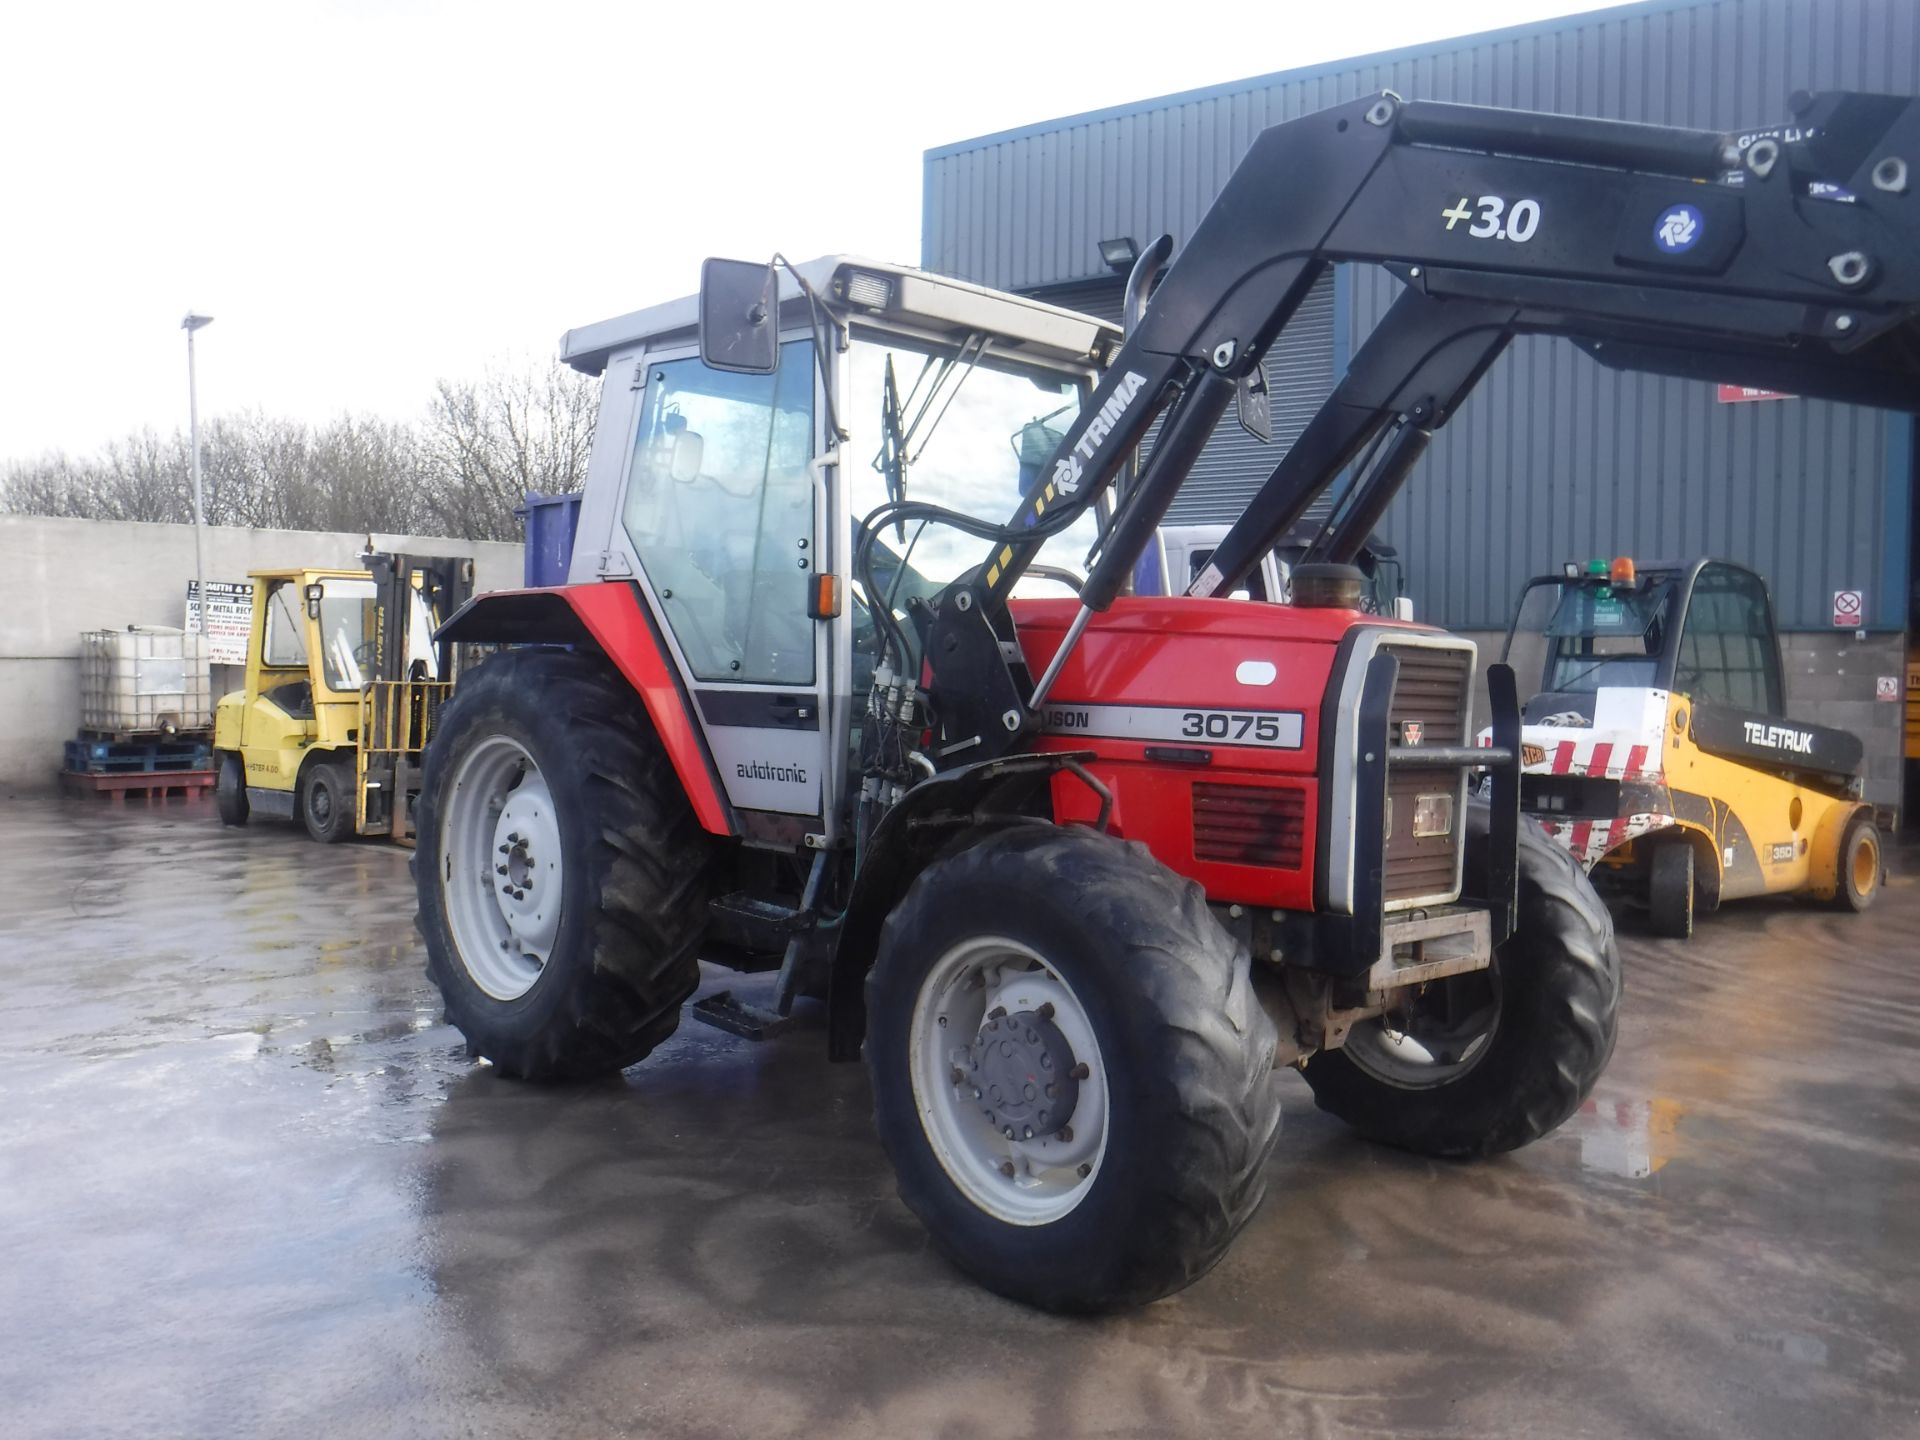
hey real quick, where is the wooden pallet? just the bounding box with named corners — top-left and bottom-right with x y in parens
top-left (60, 769), bottom-right (216, 804)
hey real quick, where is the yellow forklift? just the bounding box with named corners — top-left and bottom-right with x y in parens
top-left (212, 551), bottom-right (474, 843)
top-left (1496, 556), bottom-right (1883, 937)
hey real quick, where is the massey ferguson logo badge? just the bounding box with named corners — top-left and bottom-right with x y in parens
top-left (1743, 720), bottom-right (1813, 755)
top-left (1400, 721), bottom-right (1424, 746)
top-left (1051, 371), bottom-right (1147, 497)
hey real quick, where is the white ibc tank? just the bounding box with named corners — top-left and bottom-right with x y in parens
top-left (79, 627), bottom-right (213, 735)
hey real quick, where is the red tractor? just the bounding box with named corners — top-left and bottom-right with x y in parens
top-left (420, 90), bottom-right (1920, 1311)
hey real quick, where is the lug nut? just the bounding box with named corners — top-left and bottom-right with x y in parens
top-left (987, 1006), bottom-right (1007, 1020)
top-left (1077, 1163), bottom-right (1092, 1178)
top-left (1060, 1125), bottom-right (1074, 1143)
top-left (496, 865), bottom-right (508, 876)
top-left (1022, 1126), bottom-right (1034, 1139)
top-left (971, 1087), bottom-right (982, 1100)
top-left (498, 844), bottom-right (510, 855)
top-left (1000, 1161), bottom-right (1016, 1178)
top-left (1003, 1126), bottom-right (1015, 1140)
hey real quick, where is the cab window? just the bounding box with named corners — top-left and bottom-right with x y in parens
top-left (1675, 564), bottom-right (1783, 715)
top-left (262, 583), bottom-right (308, 667)
top-left (623, 341), bottom-right (816, 686)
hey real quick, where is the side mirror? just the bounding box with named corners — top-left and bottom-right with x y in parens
top-left (1394, 596), bottom-right (1416, 622)
top-left (699, 257), bottom-right (780, 375)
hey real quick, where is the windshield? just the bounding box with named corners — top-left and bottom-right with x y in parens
top-left (1504, 577), bottom-right (1678, 696)
top-left (317, 578), bottom-right (378, 692)
top-left (846, 333), bottom-right (1091, 618)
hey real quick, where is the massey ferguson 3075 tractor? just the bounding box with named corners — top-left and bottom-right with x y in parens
top-left (420, 89), bottom-right (1920, 1311)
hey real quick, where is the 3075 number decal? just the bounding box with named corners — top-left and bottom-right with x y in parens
top-left (1441, 194), bottom-right (1541, 243)
top-left (1181, 710), bottom-right (1288, 742)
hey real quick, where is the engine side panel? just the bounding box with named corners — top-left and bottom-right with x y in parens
top-left (1012, 596), bottom-right (1414, 909)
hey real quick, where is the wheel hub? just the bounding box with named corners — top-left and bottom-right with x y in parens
top-left (968, 1009), bottom-right (1079, 1141)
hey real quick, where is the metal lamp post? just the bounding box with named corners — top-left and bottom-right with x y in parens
top-left (182, 312), bottom-right (214, 634)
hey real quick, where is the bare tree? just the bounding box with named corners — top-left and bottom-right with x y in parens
top-left (0, 357), bottom-right (598, 544)
top-left (421, 361), bottom-right (599, 541)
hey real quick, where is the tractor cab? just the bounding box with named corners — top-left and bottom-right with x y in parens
top-left (1492, 556), bottom-right (1879, 934)
top-left (213, 552), bottom-right (473, 843)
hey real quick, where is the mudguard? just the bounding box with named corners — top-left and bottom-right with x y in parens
top-left (437, 583), bottom-right (733, 836)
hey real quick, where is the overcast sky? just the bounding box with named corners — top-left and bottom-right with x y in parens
top-left (2, 0), bottom-right (1631, 460)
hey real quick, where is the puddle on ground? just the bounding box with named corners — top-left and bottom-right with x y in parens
top-left (1564, 1094), bottom-right (1685, 1178)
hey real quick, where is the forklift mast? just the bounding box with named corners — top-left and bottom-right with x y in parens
top-left (916, 89), bottom-right (1920, 757)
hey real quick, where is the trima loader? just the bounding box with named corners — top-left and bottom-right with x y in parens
top-left (419, 89), bottom-right (1920, 1311)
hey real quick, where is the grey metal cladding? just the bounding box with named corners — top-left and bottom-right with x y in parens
top-left (924, 0), bottom-right (1920, 631)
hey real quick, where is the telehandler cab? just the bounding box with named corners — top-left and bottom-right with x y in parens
top-left (422, 88), bottom-right (1920, 1311)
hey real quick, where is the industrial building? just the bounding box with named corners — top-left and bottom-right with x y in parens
top-left (922, 0), bottom-right (1919, 812)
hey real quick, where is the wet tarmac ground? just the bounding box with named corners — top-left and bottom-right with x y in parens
top-left (2, 794), bottom-right (1917, 1440)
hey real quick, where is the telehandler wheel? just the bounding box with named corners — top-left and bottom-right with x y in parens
top-left (1833, 812), bottom-right (1882, 913)
top-left (414, 648), bottom-right (714, 1082)
top-left (1301, 808), bottom-right (1619, 1158)
top-left (866, 823), bottom-right (1282, 1313)
top-left (300, 761), bottom-right (354, 843)
top-left (1648, 839), bottom-right (1695, 939)
top-left (214, 751), bottom-right (248, 827)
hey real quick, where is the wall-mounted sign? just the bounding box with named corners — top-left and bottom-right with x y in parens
top-left (1831, 589), bottom-right (1864, 629)
top-left (1716, 384), bottom-right (1795, 404)
top-left (1876, 676), bottom-right (1899, 702)
top-left (185, 580), bottom-right (256, 664)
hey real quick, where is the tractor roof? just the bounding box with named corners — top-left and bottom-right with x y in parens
top-left (558, 255), bottom-right (1122, 378)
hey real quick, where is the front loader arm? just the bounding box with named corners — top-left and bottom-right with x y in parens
top-left (921, 86), bottom-right (1920, 761)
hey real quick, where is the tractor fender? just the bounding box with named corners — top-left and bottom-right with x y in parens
top-left (1805, 798), bottom-right (1873, 903)
top-left (436, 583), bottom-right (734, 836)
top-left (825, 750), bottom-right (1099, 1062)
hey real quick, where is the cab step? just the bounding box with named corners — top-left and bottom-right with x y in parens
top-left (688, 990), bottom-right (793, 1042)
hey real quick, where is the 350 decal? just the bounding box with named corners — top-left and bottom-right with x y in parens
top-left (1441, 194), bottom-right (1542, 243)
top-left (1181, 710), bottom-right (1289, 742)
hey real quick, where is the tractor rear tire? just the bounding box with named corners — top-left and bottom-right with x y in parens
top-left (1834, 812), bottom-right (1882, 913)
top-left (300, 760), bottom-right (354, 843)
top-left (1301, 808), bottom-right (1619, 1158)
top-left (1649, 839), bottom-right (1695, 939)
top-left (215, 750), bottom-right (249, 827)
top-left (865, 823), bottom-right (1282, 1313)
top-left (414, 648), bottom-right (714, 1082)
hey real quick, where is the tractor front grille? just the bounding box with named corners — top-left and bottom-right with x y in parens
top-left (1381, 644), bottom-right (1473, 905)
top-left (1193, 783), bottom-right (1306, 868)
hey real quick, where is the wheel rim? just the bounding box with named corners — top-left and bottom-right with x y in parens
top-left (1853, 835), bottom-right (1878, 897)
top-left (1342, 960), bottom-right (1503, 1089)
top-left (309, 781), bottom-right (332, 826)
top-left (440, 734), bottom-right (563, 1002)
top-left (908, 937), bottom-right (1109, 1226)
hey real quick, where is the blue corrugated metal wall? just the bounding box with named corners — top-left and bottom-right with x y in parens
top-left (922, 0), bottom-right (1919, 630)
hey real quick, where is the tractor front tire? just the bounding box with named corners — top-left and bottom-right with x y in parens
top-left (1834, 812), bottom-right (1882, 913)
top-left (1301, 809), bottom-right (1619, 1158)
top-left (215, 750), bottom-right (249, 827)
top-left (414, 648), bottom-right (714, 1082)
top-left (300, 760), bottom-right (354, 843)
top-left (1649, 838), bottom-right (1695, 939)
top-left (865, 823), bottom-right (1282, 1313)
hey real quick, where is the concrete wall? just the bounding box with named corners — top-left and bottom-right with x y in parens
top-left (1455, 628), bottom-right (1909, 816)
top-left (0, 515), bottom-right (523, 794)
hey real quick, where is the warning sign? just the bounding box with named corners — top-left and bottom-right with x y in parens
top-left (1716, 384), bottom-right (1795, 404)
top-left (185, 580), bottom-right (256, 664)
top-left (1831, 589), bottom-right (1864, 628)
top-left (1877, 676), bottom-right (1899, 702)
